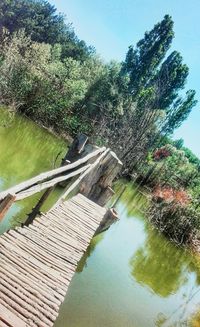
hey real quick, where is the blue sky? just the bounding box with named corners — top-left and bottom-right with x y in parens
top-left (50, 0), bottom-right (200, 157)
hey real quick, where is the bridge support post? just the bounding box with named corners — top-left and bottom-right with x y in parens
top-left (0, 193), bottom-right (16, 220)
top-left (62, 134), bottom-right (88, 164)
top-left (24, 187), bottom-right (54, 226)
top-left (79, 150), bottom-right (123, 206)
top-left (24, 144), bottom-right (72, 225)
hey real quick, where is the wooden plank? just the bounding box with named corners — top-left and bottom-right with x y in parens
top-left (0, 252), bottom-right (65, 300)
top-left (0, 257), bottom-right (62, 306)
top-left (0, 265), bottom-right (59, 311)
top-left (0, 303), bottom-right (26, 327)
top-left (0, 278), bottom-right (57, 323)
top-left (0, 320), bottom-right (9, 327)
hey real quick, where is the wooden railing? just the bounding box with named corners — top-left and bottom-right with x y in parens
top-left (0, 136), bottom-right (122, 224)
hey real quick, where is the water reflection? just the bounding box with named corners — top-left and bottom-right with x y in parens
top-left (0, 107), bottom-right (67, 233)
top-left (116, 181), bottom-right (200, 299)
top-left (155, 286), bottom-right (200, 326)
top-left (189, 308), bottom-right (200, 327)
top-left (77, 233), bottom-right (104, 273)
top-left (130, 227), bottom-right (189, 297)
top-left (55, 180), bottom-right (200, 327)
top-left (113, 179), bottom-right (147, 218)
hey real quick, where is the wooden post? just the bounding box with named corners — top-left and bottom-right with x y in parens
top-left (60, 134), bottom-right (99, 188)
top-left (62, 134), bottom-right (88, 164)
top-left (79, 150), bottom-right (123, 206)
top-left (24, 187), bottom-right (53, 226)
top-left (97, 186), bottom-right (115, 207)
top-left (24, 141), bottom-right (73, 225)
top-left (0, 194), bottom-right (16, 221)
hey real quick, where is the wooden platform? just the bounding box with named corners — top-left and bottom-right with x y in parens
top-left (0, 193), bottom-right (106, 327)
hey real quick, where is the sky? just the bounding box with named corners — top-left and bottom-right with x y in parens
top-left (50, 0), bottom-right (200, 157)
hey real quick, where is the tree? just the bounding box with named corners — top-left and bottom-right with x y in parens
top-left (0, 0), bottom-right (66, 43)
top-left (83, 61), bottom-right (130, 120)
top-left (0, 30), bottom-right (100, 135)
top-left (121, 15), bottom-right (174, 96)
top-left (173, 138), bottom-right (184, 150)
top-left (120, 16), bottom-right (197, 150)
top-left (153, 51), bottom-right (189, 110)
top-left (0, 3), bottom-right (198, 181)
top-left (163, 89), bottom-right (197, 133)
top-left (0, 0), bottom-right (93, 61)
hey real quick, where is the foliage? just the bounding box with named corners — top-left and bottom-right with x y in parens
top-left (0, 30), bottom-right (103, 134)
top-left (153, 147), bottom-right (171, 160)
top-left (139, 144), bottom-right (199, 188)
top-left (139, 142), bottom-right (200, 247)
top-left (148, 201), bottom-right (200, 245)
top-left (0, 0), bottom-right (93, 61)
top-left (153, 187), bottom-right (190, 206)
top-left (121, 15), bottom-right (174, 97)
top-left (0, 4), bottom-right (197, 173)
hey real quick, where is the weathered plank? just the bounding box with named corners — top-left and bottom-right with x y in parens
top-left (16, 164), bottom-right (90, 201)
top-left (0, 147), bottom-right (106, 201)
top-left (0, 194), bottom-right (107, 327)
top-left (0, 303), bottom-right (27, 327)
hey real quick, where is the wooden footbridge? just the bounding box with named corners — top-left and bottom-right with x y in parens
top-left (0, 194), bottom-right (107, 327)
top-left (0, 136), bottom-right (122, 327)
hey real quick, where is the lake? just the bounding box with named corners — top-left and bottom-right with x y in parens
top-left (0, 107), bottom-right (200, 327)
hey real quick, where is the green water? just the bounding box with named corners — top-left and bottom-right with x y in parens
top-left (0, 107), bottom-right (67, 233)
top-left (54, 185), bottom-right (200, 327)
top-left (1, 108), bottom-right (200, 327)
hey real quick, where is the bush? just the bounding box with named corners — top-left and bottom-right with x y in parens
top-left (148, 200), bottom-right (200, 245)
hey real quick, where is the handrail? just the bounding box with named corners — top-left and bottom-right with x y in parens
top-left (16, 164), bottom-right (91, 201)
top-left (0, 143), bottom-right (122, 224)
top-left (0, 147), bottom-right (106, 201)
top-left (52, 148), bottom-right (110, 209)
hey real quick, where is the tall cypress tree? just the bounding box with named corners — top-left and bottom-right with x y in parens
top-left (164, 90), bottom-right (197, 133)
top-left (121, 15), bottom-right (197, 136)
top-left (121, 15), bottom-right (174, 96)
top-left (154, 51), bottom-right (189, 110)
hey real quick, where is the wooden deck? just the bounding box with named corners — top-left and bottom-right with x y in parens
top-left (0, 193), bottom-right (107, 327)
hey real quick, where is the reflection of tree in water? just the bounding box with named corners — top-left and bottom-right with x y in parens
top-left (130, 223), bottom-right (200, 325)
top-left (76, 233), bottom-right (104, 273)
top-left (130, 226), bottom-right (190, 297)
top-left (188, 255), bottom-right (200, 286)
top-left (112, 180), bottom-right (148, 218)
top-left (113, 179), bottom-right (200, 326)
top-left (0, 108), bottom-right (66, 233)
top-left (0, 108), bottom-right (66, 193)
